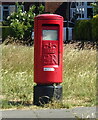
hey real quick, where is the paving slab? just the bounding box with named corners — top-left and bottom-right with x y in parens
top-left (32, 109), bottom-right (75, 118)
top-left (70, 106), bottom-right (97, 119)
top-left (1, 109), bottom-right (75, 118)
top-left (0, 107), bottom-right (97, 119)
top-left (1, 110), bottom-right (37, 118)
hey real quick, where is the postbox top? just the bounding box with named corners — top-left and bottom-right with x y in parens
top-left (35, 14), bottom-right (63, 20)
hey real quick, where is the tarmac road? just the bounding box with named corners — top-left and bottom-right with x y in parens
top-left (0, 106), bottom-right (98, 119)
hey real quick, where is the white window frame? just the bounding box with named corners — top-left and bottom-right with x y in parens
top-left (3, 5), bottom-right (9, 21)
top-left (70, 2), bottom-right (93, 20)
top-left (76, 2), bottom-right (87, 20)
top-left (0, 5), bottom-right (3, 21)
top-left (86, 2), bottom-right (94, 18)
top-left (9, 5), bottom-right (15, 16)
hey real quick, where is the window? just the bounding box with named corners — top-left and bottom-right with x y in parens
top-left (71, 3), bottom-right (76, 8)
top-left (43, 30), bottom-right (58, 40)
top-left (82, 14), bottom-right (84, 18)
top-left (70, 2), bottom-right (93, 20)
top-left (82, 2), bottom-right (84, 5)
top-left (87, 8), bottom-right (93, 18)
top-left (75, 2), bottom-right (85, 19)
top-left (3, 5), bottom-right (9, 20)
top-left (87, 2), bottom-right (92, 6)
top-left (9, 5), bottom-right (15, 15)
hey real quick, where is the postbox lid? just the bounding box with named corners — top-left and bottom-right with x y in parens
top-left (35, 14), bottom-right (63, 20)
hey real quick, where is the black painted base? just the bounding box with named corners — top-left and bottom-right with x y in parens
top-left (33, 84), bottom-right (62, 106)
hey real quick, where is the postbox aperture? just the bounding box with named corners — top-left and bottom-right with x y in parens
top-left (42, 25), bottom-right (58, 41)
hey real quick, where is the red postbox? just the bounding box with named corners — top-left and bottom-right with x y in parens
top-left (33, 14), bottom-right (63, 105)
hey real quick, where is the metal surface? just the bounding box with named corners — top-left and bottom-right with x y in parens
top-left (33, 85), bottom-right (62, 106)
top-left (34, 14), bottom-right (63, 84)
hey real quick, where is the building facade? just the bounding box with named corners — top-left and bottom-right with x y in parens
top-left (0, 1), bottom-right (94, 41)
top-left (45, 2), bottom-right (94, 22)
top-left (0, 1), bottom-right (42, 21)
top-left (0, 2), bottom-right (94, 22)
top-left (45, 2), bottom-right (94, 40)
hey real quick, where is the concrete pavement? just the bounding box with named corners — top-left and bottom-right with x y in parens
top-left (0, 107), bottom-right (97, 119)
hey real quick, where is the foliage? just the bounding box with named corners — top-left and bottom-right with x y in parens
top-left (74, 15), bottom-right (98, 41)
top-left (91, 14), bottom-right (98, 40)
top-left (38, 4), bottom-right (45, 14)
top-left (91, 1), bottom-right (98, 15)
top-left (1, 26), bottom-right (10, 41)
top-left (7, 2), bottom-right (44, 41)
top-left (74, 20), bottom-right (92, 41)
top-left (74, 1), bottom-right (98, 41)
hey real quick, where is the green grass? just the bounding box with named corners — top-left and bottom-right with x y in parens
top-left (62, 46), bottom-right (96, 108)
top-left (0, 44), bottom-right (96, 109)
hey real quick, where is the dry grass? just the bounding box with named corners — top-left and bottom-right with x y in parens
top-left (1, 43), bottom-right (96, 109)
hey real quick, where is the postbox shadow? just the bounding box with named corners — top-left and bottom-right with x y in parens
top-left (7, 101), bottom-right (33, 107)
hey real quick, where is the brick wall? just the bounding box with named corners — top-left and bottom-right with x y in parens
top-left (45, 2), bottom-right (70, 21)
top-left (45, 2), bottom-right (63, 13)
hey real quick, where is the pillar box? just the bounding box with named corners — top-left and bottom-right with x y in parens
top-left (33, 14), bottom-right (63, 106)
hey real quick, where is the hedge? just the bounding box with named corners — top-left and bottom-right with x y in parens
top-left (91, 15), bottom-right (98, 41)
top-left (74, 15), bottom-right (98, 41)
top-left (2, 15), bottom-right (98, 42)
top-left (2, 26), bottom-right (11, 42)
top-left (74, 20), bottom-right (92, 41)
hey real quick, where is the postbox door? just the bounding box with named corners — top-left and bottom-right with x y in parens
top-left (40, 25), bottom-right (61, 84)
top-left (42, 25), bottom-right (59, 66)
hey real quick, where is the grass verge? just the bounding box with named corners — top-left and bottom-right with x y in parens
top-left (1, 44), bottom-right (96, 109)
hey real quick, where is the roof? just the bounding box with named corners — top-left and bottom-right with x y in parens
top-left (0, 0), bottom-right (97, 3)
top-left (0, 0), bottom-right (38, 2)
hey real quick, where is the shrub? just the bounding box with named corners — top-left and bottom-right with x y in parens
top-left (7, 2), bottom-right (44, 42)
top-left (2, 26), bottom-right (10, 41)
top-left (91, 14), bottom-right (98, 41)
top-left (91, 1), bottom-right (98, 15)
top-left (74, 20), bottom-right (92, 41)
